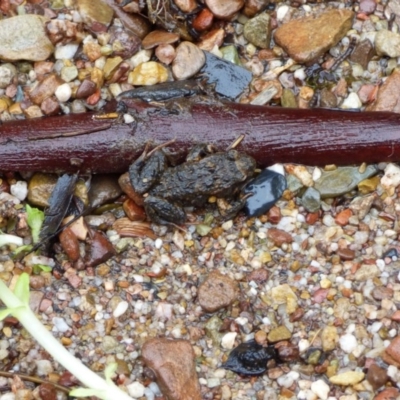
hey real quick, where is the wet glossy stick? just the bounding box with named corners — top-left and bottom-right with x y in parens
top-left (1, 101), bottom-right (400, 173)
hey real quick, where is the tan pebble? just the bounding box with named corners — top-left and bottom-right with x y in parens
top-left (23, 105), bottom-right (43, 119)
top-left (254, 330), bottom-right (267, 345)
top-left (385, 335), bottom-right (400, 364)
top-left (329, 371), bottom-right (365, 385)
top-left (267, 228), bottom-right (293, 246)
top-left (172, 41), bottom-right (205, 80)
top-left (83, 41), bottom-right (102, 61)
top-left (29, 73), bottom-right (63, 105)
top-left (142, 30), bottom-right (180, 49)
top-left (128, 61), bottom-right (169, 86)
top-left (321, 326), bottom-right (338, 352)
top-left (155, 44), bottom-right (176, 65)
top-left (61, 337), bottom-right (72, 346)
top-left (267, 325), bottom-right (291, 342)
top-left (173, 0), bottom-right (198, 12)
top-left (197, 28), bottom-right (225, 51)
top-left (205, 0), bottom-right (244, 19)
top-left (103, 56), bottom-right (123, 79)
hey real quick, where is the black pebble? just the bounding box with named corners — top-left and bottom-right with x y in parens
top-left (383, 248), bottom-right (398, 259)
top-left (243, 169), bottom-right (287, 217)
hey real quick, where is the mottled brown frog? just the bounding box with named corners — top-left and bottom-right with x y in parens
top-left (129, 143), bottom-right (256, 224)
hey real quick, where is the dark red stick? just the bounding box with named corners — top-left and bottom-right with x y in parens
top-left (1, 101), bottom-right (400, 173)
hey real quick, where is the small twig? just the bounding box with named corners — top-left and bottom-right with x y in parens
top-left (0, 371), bottom-right (70, 394)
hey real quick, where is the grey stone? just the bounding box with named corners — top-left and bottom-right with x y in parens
top-left (0, 15), bottom-right (54, 62)
top-left (244, 12), bottom-right (271, 49)
top-left (375, 30), bottom-right (400, 58)
top-left (301, 187), bottom-right (321, 212)
top-left (314, 165), bottom-right (378, 199)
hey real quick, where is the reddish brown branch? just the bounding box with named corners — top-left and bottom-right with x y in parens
top-left (1, 101), bottom-right (400, 173)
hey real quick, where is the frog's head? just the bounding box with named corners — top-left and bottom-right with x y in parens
top-left (228, 150), bottom-right (257, 180)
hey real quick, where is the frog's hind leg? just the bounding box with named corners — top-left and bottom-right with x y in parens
top-left (144, 195), bottom-right (186, 225)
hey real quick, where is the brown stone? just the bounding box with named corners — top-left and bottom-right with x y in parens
top-left (123, 198), bottom-right (146, 222)
top-left (85, 229), bottom-right (115, 268)
top-left (274, 9), bottom-right (354, 64)
top-left (337, 248), bottom-right (355, 261)
top-left (372, 286), bottom-right (394, 301)
top-left (197, 28), bottom-right (225, 51)
top-left (142, 338), bottom-right (201, 400)
top-left (76, 79), bottom-right (97, 99)
top-left (198, 270), bottom-right (238, 313)
top-left (59, 227), bottom-right (80, 262)
top-left (118, 172), bottom-right (144, 206)
top-left (142, 30), bottom-right (180, 50)
top-left (192, 8), bottom-right (214, 32)
top-left (243, 0), bottom-right (270, 17)
top-left (40, 96), bottom-right (60, 116)
top-left (29, 74), bottom-right (63, 105)
top-left (366, 363), bottom-right (388, 391)
top-left (349, 39), bottom-right (375, 69)
top-left (77, 0), bottom-right (114, 27)
top-left (247, 268), bottom-right (269, 283)
top-left (385, 336), bottom-right (400, 365)
top-left (367, 70), bottom-right (400, 113)
top-left (267, 228), bottom-right (293, 246)
top-left (306, 212), bottom-right (319, 225)
top-left (155, 44), bottom-right (176, 65)
top-left (335, 209), bottom-right (352, 226)
top-left (267, 205), bottom-right (281, 224)
top-left (374, 388), bottom-right (400, 400)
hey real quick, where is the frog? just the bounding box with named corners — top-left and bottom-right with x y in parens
top-left (129, 142), bottom-right (256, 225)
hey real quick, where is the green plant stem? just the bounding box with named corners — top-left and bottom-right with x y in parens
top-left (0, 279), bottom-right (133, 400)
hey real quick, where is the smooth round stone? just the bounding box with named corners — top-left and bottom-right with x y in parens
top-left (314, 165), bottom-right (378, 198)
top-left (243, 169), bottom-right (287, 217)
top-left (301, 187), bottom-right (321, 212)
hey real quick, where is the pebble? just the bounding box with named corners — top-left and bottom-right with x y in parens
top-left (267, 284), bottom-right (298, 314)
top-left (329, 371), bottom-right (365, 386)
top-left (375, 30), bottom-right (400, 58)
top-left (172, 42), bottom-right (205, 80)
top-left (59, 228), bottom-right (80, 262)
top-left (385, 335), bottom-right (400, 364)
top-left (286, 165), bottom-right (313, 187)
top-left (52, 317), bottom-right (70, 333)
top-left (55, 83), bottom-right (72, 103)
top-left (349, 194), bottom-right (375, 220)
top-left (0, 64), bottom-right (16, 89)
top-left (54, 43), bottom-right (79, 60)
top-left (27, 173), bottom-right (58, 207)
top-left (142, 30), bottom-right (180, 50)
top-left (341, 92), bottom-right (362, 109)
top-left (339, 333), bottom-right (357, 353)
top-left (10, 181), bottom-right (28, 201)
top-left (113, 300), bottom-right (129, 318)
top-left (243, 13), bottom-right (272, 49)
top-left (205, 0), bottom-right (244, 19)
top-left (314, 166), bottom-right (377, 198)
top-left (142, 338), bottom-right (201, 400)
top-left (274, 9), bottom-right (354, 63)
top-left (198, 270), bottom-right (238, 312)
top-left (85, 229), bottom-right (116, 268)
top-left (381, 163), bottom-right (400, 190)
top-left (267, 325), bottom-right (292, 342)
top-left (321, 326), bottom-right (338, 352)
top-left (127, 382), bottom-right (145, 398)
top-left (0, 15), bottom-right (54, 61)
top-left (244, 169), bottom-right (287, 217)
top-left (301, 187), bottom-right (321, 213)
top-left (29, 73), bottom-right (64, 106)
top-left (349, 39), bottom-right (375, 69)
top-left (267, 228), bottom-right (293, 246)
top-left (88, 174), bottom-right (123, 208)
top-left (221, 332), bottom-right (237, 350)
top-left (128, 61), bottom-right (169, 86)
top-left (366, 363), bottom-right (388, 390)
top-left (367, 70), bottom-right (400, 112)
top-left (77, 0), bottom-right (114, 27)
top-left (311, 379), bottom-right (330, 400)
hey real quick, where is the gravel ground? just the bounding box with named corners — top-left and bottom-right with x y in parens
top-left (1, 0), bottom-right (400, 400)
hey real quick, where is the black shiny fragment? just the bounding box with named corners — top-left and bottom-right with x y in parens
top-left (40, 173), bottom-right (78, 239)
top-left (117, 80), bottom-right (205, 102)
top-left (200, 51), bottom-right (252, 100)
top-left (222, 340), bottom-right (279, 376)
top-left (243, 169), bottom-right (287, 217)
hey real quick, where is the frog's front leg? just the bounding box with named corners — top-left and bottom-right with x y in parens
top-left (217, 194), bottom-right (252, 220)
top-left (144, 195), bottom-right (186, 225)
top-left (129, 149), bottom-right (168, 194)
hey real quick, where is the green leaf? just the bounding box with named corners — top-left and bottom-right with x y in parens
top-left (26, 204), bottom-right (44, 244)
top-left (33, 264), bottom-right (52, 274)
top-left (69, 388), bottom-right (107, 399)
top-left (13, 273), bottom-right (30, 305)
top-left (0, 308), bottom-right (11, 321)
top-left (0, 307), bottom-right (26, 321)
top-left (11, 245), bottom-right (33, 259)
